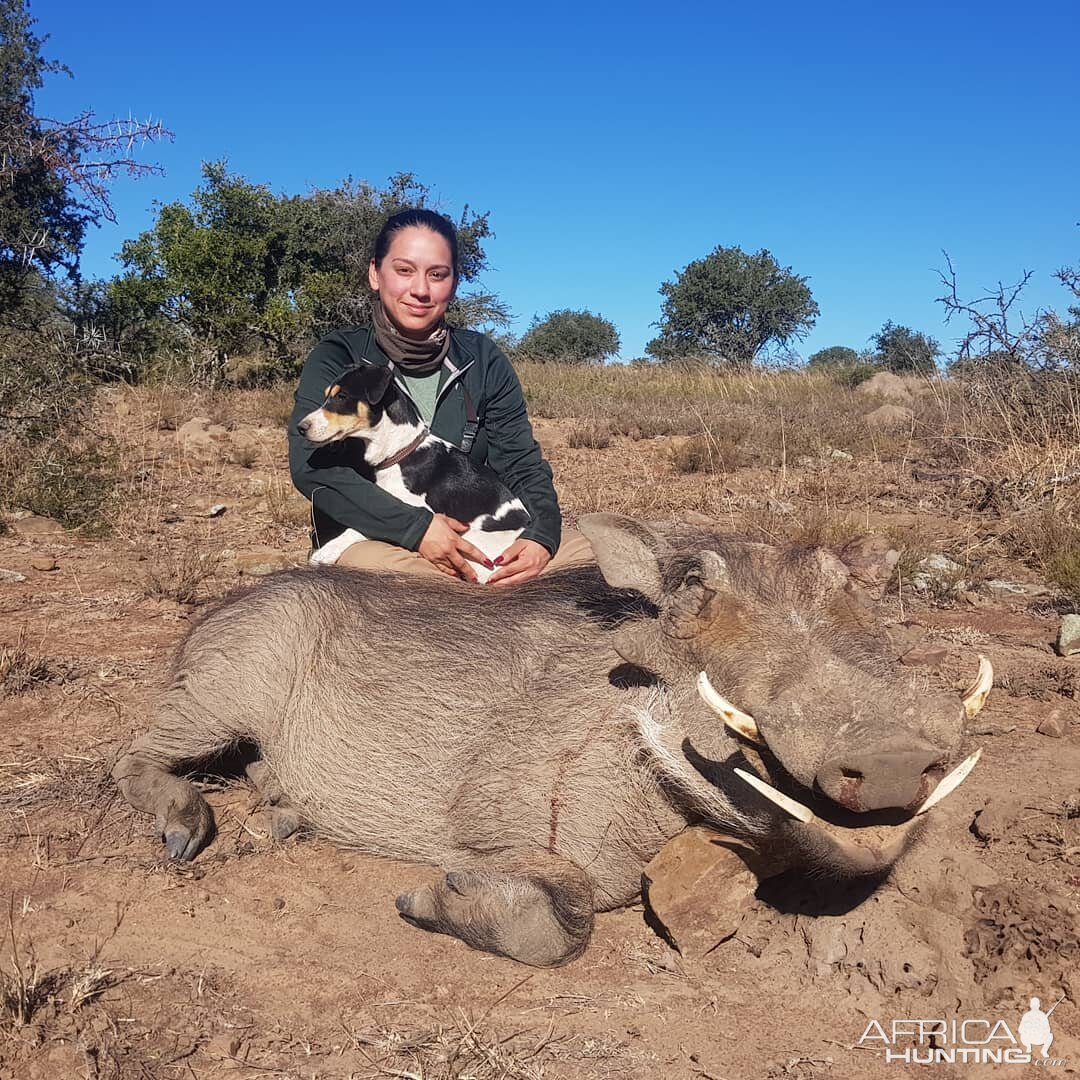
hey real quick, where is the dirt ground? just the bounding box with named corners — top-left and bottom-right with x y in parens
top-left (1, 385), bottom-right (1078, 1079)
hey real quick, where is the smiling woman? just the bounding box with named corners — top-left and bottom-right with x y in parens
top-left (288, 208), bottom-right (594, 585)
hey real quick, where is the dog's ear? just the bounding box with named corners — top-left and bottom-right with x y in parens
top-left (365, 366), bottom-right (395, 404)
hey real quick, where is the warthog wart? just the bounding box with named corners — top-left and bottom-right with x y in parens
top-left (114, 514), bottom-right (990, 966)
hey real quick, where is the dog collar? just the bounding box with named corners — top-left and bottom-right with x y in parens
top-left (374, 430), bottom-right (429, 471)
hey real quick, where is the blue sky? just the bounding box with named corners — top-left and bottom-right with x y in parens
top-left (33, 0), bottom-right (1079, 361)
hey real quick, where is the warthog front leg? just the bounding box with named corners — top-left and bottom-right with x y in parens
top-left (113, 753), bottom-right (214, 861)
top-left (113, 711), bottom-right (240, 860)
top-left (395, 851), bottom-right (595, 967)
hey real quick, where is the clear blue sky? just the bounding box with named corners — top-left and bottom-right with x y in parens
top-left (34, 0), bottom-right (1079, 361)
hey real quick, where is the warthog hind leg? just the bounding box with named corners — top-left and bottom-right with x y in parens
top-left (244, 760), bottom-right (302, 841)
top-left (395, 851), bottom-right (595, 967)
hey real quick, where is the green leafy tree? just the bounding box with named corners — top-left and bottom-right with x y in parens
top-left (808, 345), bottom-right (859, 367)
top-left (113, 167), bottom-right (505, 376)
top-left (517, 309), bottom-right (620, 364)
top-left (0, 0), bottom-right (168, 316)
top-left (646, 246), bottom-right (819, 367)
top-left (871, 320), bottom-right (941, 373)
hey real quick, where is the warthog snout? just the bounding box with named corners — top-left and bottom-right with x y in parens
top-left (816, 744), bottom-right (948, 812)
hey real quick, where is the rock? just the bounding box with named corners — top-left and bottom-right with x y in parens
top-left (0, 569), bottom-right (27, 583)
top-left (207, 504), bottom-right (227, 518)
top-left (856, 372), bottom-right (915, 404)
top-left (985, 579), bottom-right (1026, 596)
top-left (864, 404), bottom-right (914, 429)
top-left (900, 642), bottom-right (950, 669)
top-left (1036, 710), bottom-right (1068, 738)
top-left (828, 447), bottom-right (854, 462)
top-left (972, 797), bottom-right (1020, 842)
top-left (837, 535), bottom-right (899, 599)
top-left (1056, 614), bottom-right (1080, 657)
top-left (11, 515), bottom-right (65, 537)
top-left (920, 553), bottom-right (961, 574)
top-left (30, 555), bottom-right (57, 572)
top-left (233, 548), bottom-right (292, 576)
top-left (641, 826), bottom-right (787, 960)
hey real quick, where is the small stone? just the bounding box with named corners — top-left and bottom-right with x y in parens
top-left (1036, 710), bottom-right (1067, 738)
top-left (30, 555), bottom-right (57, 572)
top-left (641, 826), bottom-right (788, 960)
top-left (900, 643), bottom-right (949, 669)
top-left (11, 515), bottom-right (65, 537)
top-left (0, 569), bottom-right (27, 583)
top-left (272, 896), bottom-right (286, 911)
top-left (828, 448), bottom-right (854, 462)
top-left (207, 504), bottom-right (227, 518)
top-left (1056, 614), bottom-right (1080, 658)
top-left (972, 797), bottom-right (1020, 842)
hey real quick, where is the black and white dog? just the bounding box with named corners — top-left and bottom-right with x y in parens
top-left (297, 365), bottom-right (529, 583)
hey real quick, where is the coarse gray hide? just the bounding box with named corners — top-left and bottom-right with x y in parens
top-left (113, 514), bottom-right (987, 966)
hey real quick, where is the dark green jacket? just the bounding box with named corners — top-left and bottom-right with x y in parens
top-left (288, 326), bottom-right (562, 556)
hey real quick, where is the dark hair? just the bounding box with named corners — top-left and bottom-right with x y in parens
top-left (372, 208), bottom-right (459, 279)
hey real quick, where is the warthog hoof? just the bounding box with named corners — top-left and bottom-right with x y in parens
top-left (270, 806), bottom-right (302, 840)
top-left (159, 792), bottom-right (213, 861)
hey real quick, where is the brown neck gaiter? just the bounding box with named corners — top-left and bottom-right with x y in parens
top-left (371, 298), bottom-right (451, 375)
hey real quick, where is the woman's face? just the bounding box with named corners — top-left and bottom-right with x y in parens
top-left (369, 226), bottom-right (456, 340)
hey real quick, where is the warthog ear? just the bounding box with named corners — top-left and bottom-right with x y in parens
top-left (579, 514), bottom-right (668, 600)
top-left (663, 550), bottom-right (733, 638)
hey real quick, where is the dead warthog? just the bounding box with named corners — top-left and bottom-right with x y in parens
top-left (114, 514), bottom-right (991, 966)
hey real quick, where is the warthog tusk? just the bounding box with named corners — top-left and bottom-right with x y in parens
top-left (733, 767), bottom-right (815, 823)
top-left (961, 655), bottom-right (994, 720)
top-left (698, 672), bottom-right (764, 745)
top-left (915, 748), bottom-right (982, 815)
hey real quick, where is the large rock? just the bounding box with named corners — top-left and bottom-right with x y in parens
top-left (11, 515), bottom-right (65, 537)
top-left (856, 372), bottom-right (915, 403)
top-left (864, 403), bottom-right (914, 429)
top-left (641, 826), bottom-right (787, 959)
top-left (1057, 614), bottom-right (1080, 657)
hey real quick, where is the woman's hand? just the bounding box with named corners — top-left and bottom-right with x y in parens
top-left (418, 514), bottom-right (492, 582)
top-left (487, 539), bottom-right (551, 587)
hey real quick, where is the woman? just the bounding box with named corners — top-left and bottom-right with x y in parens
top-left (288, 208), bottom-right (592, 585)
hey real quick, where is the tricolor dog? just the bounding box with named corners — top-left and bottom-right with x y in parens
top-left (297, 364), bottom-right (529, 582)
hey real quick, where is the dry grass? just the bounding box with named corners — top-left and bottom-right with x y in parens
top-left (264, 473), bottom-right (310, 528)
top-left (0, 630), bottom-right (57, 697)
top-left (566, 420), bottom-right (612, 450)
top-left (141, 541), bottom-right (222, 605)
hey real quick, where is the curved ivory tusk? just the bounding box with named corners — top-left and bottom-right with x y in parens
top-left (697, 672), bottom-right (764, 745)
top-left (916, 748), bottom-right (982, 815)
top-left (733, 767), bottom-right (815, 824)
top-left (961, 656), bottom-right (994, 720)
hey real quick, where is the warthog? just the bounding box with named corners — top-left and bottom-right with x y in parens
top-left (114, 515), bottom-right (990, 966)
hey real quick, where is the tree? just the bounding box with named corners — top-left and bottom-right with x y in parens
top-left (646, 246), bottom-right (818, 367)
top-left (517, 309), bottom-right (620, 364)
top-left (808, 345), bottom-right (860, 367)
top-left (871, 320), bottom-right (941, 374)
top-left (113, 167), bottom-right (505, 375)
top-left (0, 0), bottom-right (169, 314)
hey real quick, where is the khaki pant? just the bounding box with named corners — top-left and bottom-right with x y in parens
top-left (336, 528), bottom-right (595, 578)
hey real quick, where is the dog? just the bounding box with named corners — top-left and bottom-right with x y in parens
top-left (297, 364), bottom-right (529, 583)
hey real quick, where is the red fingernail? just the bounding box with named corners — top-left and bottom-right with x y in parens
top-left (494, 556), bottom-right (504, 565)
top-left (485, 560), bottom-right (495, 569)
